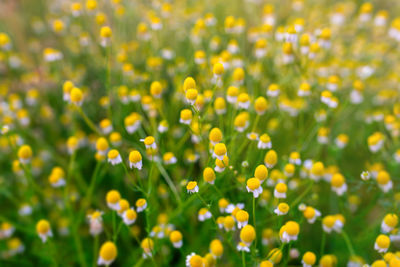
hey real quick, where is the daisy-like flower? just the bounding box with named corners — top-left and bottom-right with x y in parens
top-left (141, 136), bottom-right (157, 150)
top-left (122, 208), bottom-right (137, 226)
top-left (235, 210), bottom-right (249, 229)
top-left (0, 222), bottom-right (15, 239)
top-left (6, 237), bottom-right (25, 257)
top-left (169, 230), bottom-right (183, 248)
top-left (107, 149), bottom-right (122, 165)
top-left (17, 145), bottom-right (32, 164)
top-left (246, 132), bottom-right (259, 142)
top-left (129, 150), bottom-right (142, 170)
top-left (150, 81), bottom-right (163, 99)
top-left (158, 120), bottom-right (169, 133)
top-left (254, 165), bottom-right (268, 183)
top-left (331, 173), bottom-right (347, 196)
top-left (186, 253), bottom-right (205, 267)
top-left (214, 97), bottom-right (227, 115)
top-left (18, 204), bottom-right (32, 216)
top-left (99, 119), bottom-right (113, 135)
top-left (360, 171), bottom-right (370, 181)
top-left (136, 198), bottom-right (147, 212)
top-left (198, 208), bottom-right (212, 221)
top-left (67, 136), bottom-right (79, 154)
top-left (289, 151), bottom-right (301, 166)
top-left (215, 155), bottom-right (229, 173)
top-left (302, 251), bottom-right (316, 267)
top-left (239, 225), bottom-right (256, 248)
top-left (317, 127), bottom-right (329, 144)
top-left (87, 210), bottom-right (104, 236)
top-left (237, 93), bottom-right (250, 109)
top-left (209, 239), bottom-right (224, 259)
top-left (100, 26), bottom-right (112, 47)
top-left (186, 181), bottom-right (199, 194)
top-left (262, 228), bottom-right (274, 246)
top-left (98, 241), bottom-right (117, 266)
top-left (298, 82), bottom-right (311, 96)
top-left (218, 198), bottom-right (229, 213)
top-left (117, 199), bottom-right (130, 217)
top-left (203, 167), bottom-right (216, 185)
top-left (374, 234), bottom-right (390, 253)
top-left (254, 96), bottom-right (268, 115)
top-left (335, 134), bottom-right (349, 148)
top-left (274, 183), bottom-right (287, 199)
top-left (106, 190), bottom-right (121, 210)
top-left (284, 163), bottom-right (295, 178)
top-left (124, 113), bottom-right (141, 134)
top-left (163, 152), bottom-right (177, 165)
top-left (36, 219), bottom-right (52, 243)
top-left (213, 143), bottom-right (227, 160)
top-left (48, 167), bottom-right (66, 188)
top-left (322, 215), bottom-right (343, 233)
top-left (223, 216), bottom-right (236, 231)
top-left (279, 221), bottom-right (300, 243)
top-left (180, 109), bottom-right (193, 125)
top-left (377, 170), bottom-right (393, 193)
top-left (150, 225), bottom-right (165, 239)
top-left (237, 242), bottom-right (250, 252)
top-left (234, 112), bottom-right (249, 132)
top-left (185, 88), bottom-right (198, 105)
top-left (96, 137), bottom-right (109, 156)
top-left (302, 206), bottom-right (321, 224)
top-left (381, 214), bottom-right (398, 233)
top-left (1, 125), bottom-right (9, 135)
top-left (258, 134), bottom-right (272, 149)
top-left (213, 62), bottom-right (224, 79)
top-left (226, 86), bottom-right (239, 103)
top-left (267, 84), bottom-right (280, 97)
top-left (254, 39), bottom-right (267, 58)
top-left (310, 161), bottom-right (324, 181)
top-left (274, 202), bottom-right (290, 216)
top-left (368, 132), bottom-right (384, 153)
top-left (209, 128), bottom-right (223, 146)
top-left (246, 178), bottom-right (263, 198)
top-left (264, 149), bottom-right (277, 168)
top-left (268, 248), bottom-right (283, 264)
top-left (282, 42), bottom-right (294, 64)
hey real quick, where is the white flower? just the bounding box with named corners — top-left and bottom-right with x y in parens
top-left (236, 242), bottom-right (250, 252)
top-left (332, 183), bottom-right (347, 196)
top-left (108, 154), bottom-right (122, 165)
top-left (129, 160), bottom-right (143, 170)
top-left (198, 210), bottom-right (212, 221)
top-left (360, 171), bottom-right (370, 181)
top-left (246, 185), bottom-right (263, 198)
top-left (379, 180), bottom-right (393, 193)
top-left (281, 231), bottom-right (298, 243)
top-left (38, 229), bottom-right (53, 243)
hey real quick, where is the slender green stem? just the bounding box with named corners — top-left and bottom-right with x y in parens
top-left (342, 231), bottom-right (356, 256)
top-left (320, 231), bottom-right (326, 256)
top-left (290, 180), bottom-right (314, 207)
top-left (76, 107), bottom-right (102, 136)
top-left (156, 162), bottom-right (181, 204)
top-left (113, 221), bottom-right (124, 242)
top-left (242, 251), bottom-right (246, 267)
top-left (93, 235), bottom-right (99, 267)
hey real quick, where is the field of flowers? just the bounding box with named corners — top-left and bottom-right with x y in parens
top-left (1, 0), bottom-right (400, 266)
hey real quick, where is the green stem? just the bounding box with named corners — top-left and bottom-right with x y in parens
top-left (93, 235), bottom-right (99, 267)
top-left (156, 162), bottom-right (181, 204)
top-left (76, 107), bottom-right (102, 136)
top-left (320, 231), bottom-right (326, 256)
top-left (342, 231), bottom-right (356, 256)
